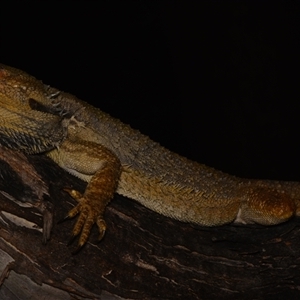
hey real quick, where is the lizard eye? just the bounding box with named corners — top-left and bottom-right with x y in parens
top-left (29, 98), bottom-right (53, 114)
top-left (29, 98), bottom-right (72, 118)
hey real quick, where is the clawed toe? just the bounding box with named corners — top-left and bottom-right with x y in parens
top-left (96, 218), bottom-right (106, 241)
top-left (63, 188), bottom-right (83, 201)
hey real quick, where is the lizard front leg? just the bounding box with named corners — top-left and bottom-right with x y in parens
top-left (47, 135), bottom-right (121, 248)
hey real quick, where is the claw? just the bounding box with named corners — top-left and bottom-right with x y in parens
top-left (72, 244), bottom-right (84, 255)
top-left (96, 218), bottom-right (106, 241)
top-left (67, 234), bottom-right (78, 246)
top-left (57, 214), bottom-right (71, 224)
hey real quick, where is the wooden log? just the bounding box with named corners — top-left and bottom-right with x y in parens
top-left (0, 146), bottom-right (299, 299)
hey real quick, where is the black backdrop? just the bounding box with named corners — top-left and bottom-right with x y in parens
top-left (1, 1), bottom-right (299, 181)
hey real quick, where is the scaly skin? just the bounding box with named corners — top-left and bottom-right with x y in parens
top-left (0, 64), bottom-right (299, 247)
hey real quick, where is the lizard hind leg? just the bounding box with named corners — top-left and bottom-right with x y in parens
top-left (235, 186), bottom-right (296, 225)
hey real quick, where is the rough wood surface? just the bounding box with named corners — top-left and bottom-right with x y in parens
top-left (0, 147), bottom-right (300, 300)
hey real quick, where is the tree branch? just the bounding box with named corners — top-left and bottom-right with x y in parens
top-left (0, 147), bottom-right (299, 299)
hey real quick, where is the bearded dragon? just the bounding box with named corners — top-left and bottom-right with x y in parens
top-left (0, 64), bottom-right (299, 248)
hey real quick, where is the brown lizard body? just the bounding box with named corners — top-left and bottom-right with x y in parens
top-left (0, 64), bottom-right (299, 247)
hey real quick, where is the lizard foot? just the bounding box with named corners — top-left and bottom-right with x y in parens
top-left (64, 188), bottom-right (107, 249)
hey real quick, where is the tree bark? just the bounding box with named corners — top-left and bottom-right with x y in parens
top-left (0, 147), bottom-right (299, 300)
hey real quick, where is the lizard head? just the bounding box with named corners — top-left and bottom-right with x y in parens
top-left (0, 64), bottom-right (49, 105)
top-left (0, 64), bottom-right (67, 153)
top-left (0, 64), bottom-right (82, 117)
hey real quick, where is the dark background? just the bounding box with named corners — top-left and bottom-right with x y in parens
top-left (1, 1), bottom-right (299, 181)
